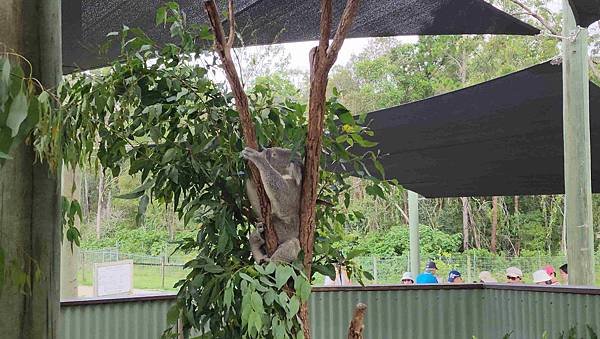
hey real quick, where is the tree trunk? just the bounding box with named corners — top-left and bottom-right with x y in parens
top-left (0, 0), bottom-right (62, 337)
top-left (82, 171), bottom-right (90, 220)
top-left (95, 168), bottom-right (105, 239)
top-left (347, 303), bottom-right (367, 339)
top-left (461, 197), bottom-right (470, 250)
top-left (491, 196), bottom-right (498, 254)
top-left (166, 205), bottom-right (176, 241)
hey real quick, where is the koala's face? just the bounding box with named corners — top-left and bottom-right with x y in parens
top-left (264, 147), bottom-right (293, 172)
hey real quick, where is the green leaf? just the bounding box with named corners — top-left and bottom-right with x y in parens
top-left (275, 265), bottom-right (294, 289)
top-left (116, 179), bottom-right (154, 199)
top-left (0, 151), bottom-right (12, 160)
top-left (294, 277), bottom-right (311, 302)
top-left (162, 148), bottom-right (178, 163)
top-left (135, 194), bottom-right (150, 226)
top-left (204, 264), bottom-right (224, 274)
top-left (287, 296), bottom-right (300, 319)
top-left (223, 283), bottom-right (234, 308)
top-left (166, 305), bottom-right (180, 325)
top-left (155, 6), bottom-right (167, 26)
top-left (7, 92), bottom-right (28, 137)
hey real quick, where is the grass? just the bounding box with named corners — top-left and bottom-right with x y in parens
top-left (78, 264), bottom-right (188, 291)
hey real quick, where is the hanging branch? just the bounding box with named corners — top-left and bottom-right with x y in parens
top-left (298, 0), bottom-right (360, 338)
top-left (509, 0), bottom-right (558, 35)
top-left (203, 0), bottom-right (278, 254)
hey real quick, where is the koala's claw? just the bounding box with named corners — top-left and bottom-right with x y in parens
top-left (241, 147), bottom-right (260, 161)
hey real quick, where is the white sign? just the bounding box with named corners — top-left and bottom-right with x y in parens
top-left (93, 260), bottom-right (134, 297)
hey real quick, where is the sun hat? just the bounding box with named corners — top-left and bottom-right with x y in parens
top-left (448, 270), bottom-right (462, 282)
top-left (478, 271), bottom-right (497, 283)
top-left (506, 267), bottom-right (523, 278)
top-left (533, 270), bottom-right (553, 283)
top-left (425, 261), bottom-right (438, 270)
top-left (401, 272), bottom-right (414, 282)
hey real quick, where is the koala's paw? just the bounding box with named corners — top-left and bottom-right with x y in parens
top-left (241, 147), bottom-right (261, 162)
top-left (256, 222), bottom-right (265, 233)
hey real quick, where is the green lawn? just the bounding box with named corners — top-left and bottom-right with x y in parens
top-left (78, 264), bottom-right (188, 291)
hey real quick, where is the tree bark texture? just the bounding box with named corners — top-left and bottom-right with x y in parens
top-left (298, 1), bottom-right (360, 337)
top-left (203, 0), bottom-right (278, 254)
top-left (95, 168), bottom-right (105, 239)
top-left (0, 1), bottom-right (62, 338)
top-left (461, 197), bottom-right (470, 251)
top-left (347, 303), bottom-right (367, 339)
top-left (491, 196), bottom-right (498, 254)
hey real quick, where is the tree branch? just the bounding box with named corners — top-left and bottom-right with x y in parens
top-left (326, 0), bottom-right (360, 67)
top-left (203, 0), bottom-right (278, 254)
top-left (227, 0), bottom-right (236, 48)
top-left (318, 0), bottom-right (332, 59)
top-left (509, 0), bottom-right (558, 35)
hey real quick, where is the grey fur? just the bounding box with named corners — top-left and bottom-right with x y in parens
top-left (241, 147), bottom-right (302, 263)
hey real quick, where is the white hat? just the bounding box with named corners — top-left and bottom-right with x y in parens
top-left (479, 271), bottom-right (497, 283)
top-left (401, 272), bottom-right (414, 282)
top-left (532, 270), bottom-right (553, 283)
top-left (506, 267), bottom-right (523, 278)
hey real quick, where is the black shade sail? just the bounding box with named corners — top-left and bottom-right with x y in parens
top-left (569, 0), bottom-right (600, 27)
top-left (62, 0), bottom-right (539, 72)
top-left (362, 61), bottom-right (600, 198)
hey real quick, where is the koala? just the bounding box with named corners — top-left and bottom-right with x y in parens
top-left (241, 147), bottom-right (302, 263)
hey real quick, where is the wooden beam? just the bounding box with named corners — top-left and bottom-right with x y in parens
top-left (408, 191), bottom-right (420, 276)
top-left (0, 0), bottom-right (62, 337)
top-left (562, 0), bottom-right (594, 286)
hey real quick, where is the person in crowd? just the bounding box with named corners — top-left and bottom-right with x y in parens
top-left (401, 272), bottom-right (415, 285)
top-left (478, 271), bottom-right (497, 283)
top-left (506, 266), bottom-right (524, 283)
top-left (544, 265), bottom-right (560, 285)
top-left (416, 261), bottom-right (439, 284)
top-left (323, 264), bottom-right (352, 286)
top-left (533, 270), bottom-right (554, 285)
top-left (448, 270), bottom-right (463, 283)
top-left (559, 264), bottom-right (568, 284)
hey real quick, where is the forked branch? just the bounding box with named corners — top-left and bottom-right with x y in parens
top-left (203, 0), bottom-right (278, 254)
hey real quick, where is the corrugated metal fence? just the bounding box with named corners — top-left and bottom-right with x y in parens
top-left (60, 285), bottom-right (600, 339)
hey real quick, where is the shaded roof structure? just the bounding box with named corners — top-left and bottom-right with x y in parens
top-left (361, 61), bottom-right (600, 198)
top-left (568, 0), bottom-right (600, 27)
top-left (62, 0), bottom-right (539, 72)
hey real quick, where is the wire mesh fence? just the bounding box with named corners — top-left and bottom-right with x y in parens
top-left (79, 248), bottom-right (190, 290)
top-left (78, 248), bottom-right (599, 289)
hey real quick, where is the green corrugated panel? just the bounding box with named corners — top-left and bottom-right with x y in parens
top-left (310, 288), bottom-right (486, 339)
top-left (484, 289), bottom-right (600, 339)
top-left (60, 287), bottom-right (600, 339)
top-left (61, 300), bottom-right (173, 339)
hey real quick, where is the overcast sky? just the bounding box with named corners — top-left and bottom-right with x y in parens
top-left (236, 0), bottom-right (570, 73)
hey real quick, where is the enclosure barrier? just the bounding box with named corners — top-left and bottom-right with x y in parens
top-left (60, 284), bottom-right (600, 339)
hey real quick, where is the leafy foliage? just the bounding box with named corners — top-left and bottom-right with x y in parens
top-left (54, 3), bottom-right (385, 337)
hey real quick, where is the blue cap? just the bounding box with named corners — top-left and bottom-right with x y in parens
top-left (448, 270), bottom-right (462, 282)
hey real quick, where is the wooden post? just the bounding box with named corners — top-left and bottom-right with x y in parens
top-left (0, 0), bottom-right (62, 337)
top-left (61, 167), bottom-right (80, 299)
top-left (347, 303), bottom-right (367, 339)
top-left (161, 250), bottom-right (166, 289)
top-left (562, 0), bottom-right (595, 286)
top-left (408, 191), bottom-right (420, 276)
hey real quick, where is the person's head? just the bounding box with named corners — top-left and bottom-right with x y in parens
top-left (559, 264), bottom-right (568, 281)
top-left (425, 261), bottom-right (438, 274)
top-left (506, 267), bottom-right (523, 283)
top-left (401, 272), bottom-right (415, 285)
top-left (544, 265), bottom-right (559, 283)
top-left (533, 270), bottom-right (553, 285)
top-left (478, 271), bottom-right (497, 283)
top-left (448, 270), bottom-right (463, 283)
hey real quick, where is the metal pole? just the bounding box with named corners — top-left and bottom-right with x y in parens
top-left (408, 190), bottom-right (420, 276)
top-left (562, 0), bottom-right (594, 286)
